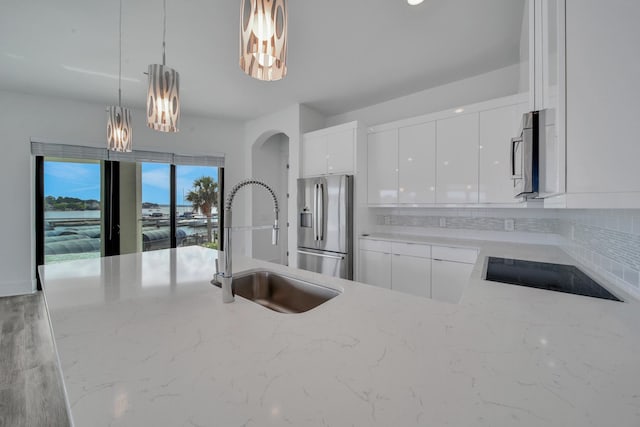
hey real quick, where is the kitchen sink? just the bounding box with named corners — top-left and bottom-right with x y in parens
top-left (212, 270), bottom-right (340, 313)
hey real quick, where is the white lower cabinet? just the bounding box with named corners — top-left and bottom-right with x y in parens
top-left (359, 239), bottom-right (477, 303)
top-left (359, 250), bottom-right (391, 289)
top-left (391, 254), bottom-right (431, 297)
top-left (431, 260), bottom-right (474, 304)
top-left (430, 245), bottom-right (477, 304)
top-left (359, 239), bottom-right (431, 297)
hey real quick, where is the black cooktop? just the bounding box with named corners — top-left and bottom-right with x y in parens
top-left (485, 257), bottom-right (622, 302)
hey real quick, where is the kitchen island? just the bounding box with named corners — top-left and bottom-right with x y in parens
top-left (40, 245), bottom-right (640, 426)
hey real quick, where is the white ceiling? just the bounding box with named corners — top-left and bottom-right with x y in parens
top-left (0, 0), bottom-right (525, 121)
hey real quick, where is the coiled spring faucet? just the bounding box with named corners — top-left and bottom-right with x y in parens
top-left (214, 179), bottom-right (279, 303)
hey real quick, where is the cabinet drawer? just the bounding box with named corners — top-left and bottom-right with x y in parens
top-left (431, 246), bottom-right (477, 264)
top-left (391, 242), bottom-right (431, 258)
top-left (359, 239), bottom-right (391, 253)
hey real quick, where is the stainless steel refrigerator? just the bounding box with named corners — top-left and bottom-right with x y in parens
top-left (297, 175), bottom-right (353, 279)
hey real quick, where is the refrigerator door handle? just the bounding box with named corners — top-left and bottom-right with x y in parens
top-left (317, 183), bottom-right (325, 241)
top-left (297, 249), bottom-right (345, 260)
top-left (313, 184), bottom-right (319, 240)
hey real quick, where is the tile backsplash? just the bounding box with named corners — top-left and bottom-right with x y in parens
top-left (375, 208), bottom-right (558, 234)
top-left (370, 208), bottom-right (640, 298)
top-left (556, 210), bottom-right (640, 297)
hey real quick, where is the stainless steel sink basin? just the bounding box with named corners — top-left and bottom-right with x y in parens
top-left (212, 270), bottom-right (340, 313)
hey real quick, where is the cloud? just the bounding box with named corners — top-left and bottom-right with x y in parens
top-left (45, 162), bottom-right (96, 181)
top-left (141, 168), bottom-right (170, 191)
top-left (44, 162), bottom-right (101, 199)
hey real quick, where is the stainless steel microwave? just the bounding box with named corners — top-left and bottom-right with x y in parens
top-left (510, 111), bottom-right (541, 199)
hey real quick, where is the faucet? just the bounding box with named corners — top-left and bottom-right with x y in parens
top-left (214, 178), bottom-right (279, 303)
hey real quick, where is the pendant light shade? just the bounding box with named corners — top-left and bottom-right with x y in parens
top-left (107, 106), bottom-right (133, 152)
top-left (240, 0), bottom-right (288, 81)
top-left (146, 64), bottom-right (180, 132)
top-left (107, 0), bottom-right (133, 152)
top-left (147, 0), bottom-right (180, 132)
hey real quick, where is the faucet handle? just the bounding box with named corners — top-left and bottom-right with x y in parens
top-left (272, 221), bottom-right (279, 246)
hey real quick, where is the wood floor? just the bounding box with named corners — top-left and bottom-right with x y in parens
top-left (0, 293), bottom-right (70, 427)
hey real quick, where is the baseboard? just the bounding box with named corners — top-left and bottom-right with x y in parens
top-left (0, 280), bottom-right (36, 298)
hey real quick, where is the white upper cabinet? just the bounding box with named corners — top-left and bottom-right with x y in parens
top-left (366, 95), bottom-right (529, 207)
top-left (555, 0), bottom-right (640, 207)
top-left (367, 129), bottom-right (398, 204)
top-left (301, 123), bottom-right (357, 177)
top-left (302, 134), bottom-right (327, 177)
top-left (326, 129), bottom-right (355, 175)
top-left (479, 103), bottom-right (528, 204)
top-left (535, 0), bottom-right (640, 208)
top-left (398, 122), bottom-right (436, 204)
top-left (436, 113), bottom-right (479, 204)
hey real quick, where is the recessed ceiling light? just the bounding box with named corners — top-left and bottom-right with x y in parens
top-left (455, 108), bottom-right (464, 113)
top-left (407, 0), bottom-right (424, 5)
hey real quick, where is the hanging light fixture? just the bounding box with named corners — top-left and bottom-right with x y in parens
top-left (239, 0), bottom-right (288, 81)
top-left (107, 0), bottom-right (132, 152)
top-left (147, 0), bottom-right (180, 132)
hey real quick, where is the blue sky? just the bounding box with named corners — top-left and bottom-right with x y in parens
top-left (143, 163), bottom-right (219, 205)
top-left (45, 161), bottom-right (101, 200)
top-left (45, 161), bottom-right (218, 205)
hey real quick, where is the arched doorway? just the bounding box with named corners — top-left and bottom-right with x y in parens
top-left (251, 132), bottom-right (289, 265)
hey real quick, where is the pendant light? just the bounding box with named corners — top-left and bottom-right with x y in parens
top-left (147, 0), bottom-right (180, 132)
top-left (239, 0), bottom-right (288, 81)
top-left (107, 0), bottom-right (132, 152)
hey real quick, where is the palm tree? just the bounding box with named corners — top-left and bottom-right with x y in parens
top-left (185, 176), bottom-right (218, 244)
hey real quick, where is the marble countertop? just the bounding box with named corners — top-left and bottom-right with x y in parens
top-left (40, 244), bottom-right (640, 427)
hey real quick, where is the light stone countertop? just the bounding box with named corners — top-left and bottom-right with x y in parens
top-left (40, 244), bottom-right (640, 427)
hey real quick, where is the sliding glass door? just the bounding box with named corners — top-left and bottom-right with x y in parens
top-left (176, 165), bottom-right (220, 249)
top-left (39, 159), bottom-right (221, 260)
top-left (43, 159), bottom-right (104, 264)
top-left (31, 141), bottom-right (224, 289)
top-left (34, 142), bottom-right (225, 289)
top-left (140, 162), bottom-right (172, 251)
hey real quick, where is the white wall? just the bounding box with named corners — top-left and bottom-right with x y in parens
top-left (0, 89), bottom-right (244, 297)
top-left (325, 64), bottom-right (521, 127)
top-left (243, 104), bottom-right (326, 268)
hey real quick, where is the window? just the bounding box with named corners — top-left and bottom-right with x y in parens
top-left (33, 142), bottom-right (225, 288)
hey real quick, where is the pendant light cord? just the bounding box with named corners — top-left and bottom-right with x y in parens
top-left (118, 0), bottom-right (122, 106)
top-left (162, 0), bottom-right (166, 66)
